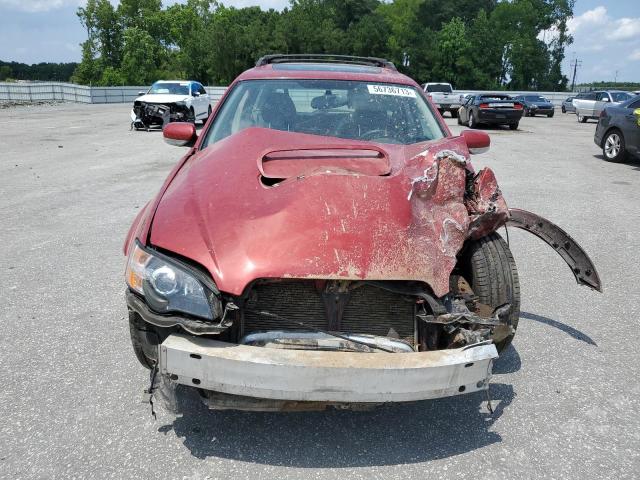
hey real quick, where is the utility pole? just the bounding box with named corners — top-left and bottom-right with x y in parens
top-left (570, 58), bottom-right (582, 92)
top-left (614, 70), bottom-right (619, 84)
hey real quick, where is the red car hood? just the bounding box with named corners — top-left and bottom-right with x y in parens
top-left (150, 128), bottom-right (473, 297)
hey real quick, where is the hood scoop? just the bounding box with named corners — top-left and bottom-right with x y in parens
top-left (260, 147), bottom-right (390, 183)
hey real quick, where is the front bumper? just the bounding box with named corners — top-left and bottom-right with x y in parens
top-left (159, 333), bottom-right (498, 403)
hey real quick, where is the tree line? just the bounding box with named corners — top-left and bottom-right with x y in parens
top-left (0, 61), bottom-right (78, 82)
top-left (72, 0), bottom-right (574, 90)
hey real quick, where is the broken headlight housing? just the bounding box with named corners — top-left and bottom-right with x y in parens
top-left (126, 241), bottom-right (220, 320)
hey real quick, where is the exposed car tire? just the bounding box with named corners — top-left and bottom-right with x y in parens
top-left (468, 112), bottom-right (477, 128)
top-left (461, 233), bottom-right (521, 354)
top-left (561, 106), bottom-right (566, 113)
top-left (129, 311), bottom-right (158, 369)
top-left (438, 108), bottom-right (445, 117)
top-left (509, 122), bottom-right (519, 130)
top-left (577, 113), bottom-right (587, 123)
top-left (548, 111), bottom-right (554, 118)
top-left (204, 105), bottom-right (212, 124)
top-left (188, 107), bottom-right (196, 124)
top-left (450, 109), bottom-right (458, 118)
top-left (602, 129), bottom-right (628, 163)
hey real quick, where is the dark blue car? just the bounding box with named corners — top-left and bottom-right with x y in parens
top-left (514, 95), bottom-right (555, 117)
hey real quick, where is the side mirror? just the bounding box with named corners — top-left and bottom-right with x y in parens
top-left (163, 122), bottom-right (197, 147)
top-left (601, 97), bottom-right (610, 102)
top-left (138, 91), bottom-right (146, 96)
top-left (193, 91), bottom-right (200, 97)
top-left (461, 130), bottom-right (490, 155)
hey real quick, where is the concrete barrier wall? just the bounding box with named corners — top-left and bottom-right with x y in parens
top-left (0, 83), bottom-right (228, 104)
top-left (1, 83), bottom-right (572, 106)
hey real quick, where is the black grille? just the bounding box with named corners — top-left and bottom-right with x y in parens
top-left (243, 280), bottom-right (415, 340)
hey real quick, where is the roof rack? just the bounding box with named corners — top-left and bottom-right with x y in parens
top-left (255, 54), bottom-right (397, 71)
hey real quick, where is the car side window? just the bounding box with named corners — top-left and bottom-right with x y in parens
top-left (198, 84), bottom-right (207, 95)
top-left (630, 100), bottom-right (640, 109)
top-left (595, 92), bottom-right (607, 101)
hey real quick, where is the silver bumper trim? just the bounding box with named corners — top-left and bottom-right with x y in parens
top-left (159, 334), bottom-right (498, 403)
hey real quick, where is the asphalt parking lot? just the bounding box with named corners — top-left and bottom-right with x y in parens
top-left (1, 103), bottom-right (639, 480)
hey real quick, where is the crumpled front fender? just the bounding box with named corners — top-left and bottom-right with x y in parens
top-left (506, 208), bottom-right (602, 292)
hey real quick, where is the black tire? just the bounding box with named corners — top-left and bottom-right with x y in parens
top-left (461, 233), bottom-right (521, 353)
top-left (129, 311), bottom-right (159, 369)
top-left (577, 113), bottom-right (587, 123)
top-left (450, 109), bottom-right (458, 118)
top-left (509, 122), bottom-right (519, 130)
top-left (188, 107), bottom-right (196, 124)
top-left (203, 105), bottom-right (212, 124)
top-left (438, 108), bottom-right (445, 117)
top-left (602, 129), bottom-right (628, 163)
top-left (548, 111), bottom-right (554, 118)
top-left (561, 106), bottom-right (566, 113)
top-left (468, 111), bottom-right (477, 128)
top-left (524, 108), bottom-right (530, 117)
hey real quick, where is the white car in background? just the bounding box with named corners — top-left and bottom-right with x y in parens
top-left (130, 80), bottom-right (211, 130)
top-left (572, 90), bottom-right (635, 123)
top-left (422, 82), bottom-right (461, 117)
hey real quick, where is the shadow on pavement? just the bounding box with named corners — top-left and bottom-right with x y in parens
top-left (157, 382), bottom-right (515, 466)
top-left (520, 311), bottom-right (597, 346)
top-left (492, 344), bottom-right (521, 374)
top-left (592, 153), bottom-right (640, 170)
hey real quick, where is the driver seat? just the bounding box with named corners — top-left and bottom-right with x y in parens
top-left (261, 92), bottom-right (297, 131)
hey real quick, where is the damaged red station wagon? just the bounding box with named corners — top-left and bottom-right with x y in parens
top-left (124, 55), bottom-right (601, 411)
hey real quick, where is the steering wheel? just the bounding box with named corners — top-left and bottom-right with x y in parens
top-left (360, 129), bottom-right (392, 141)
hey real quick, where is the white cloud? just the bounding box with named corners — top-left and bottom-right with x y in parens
top-left (631, 49), bottom-right (640, 61)
top-left (608, 17), bottom-right (640, 41)
top-left (567, 6), bottom-right (608, 35)
top-left (0, 0), bottom-right (82, 12)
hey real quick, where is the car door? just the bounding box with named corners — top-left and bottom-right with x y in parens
top-left (191, 82), bottom-right (206, 118)
top-left (622, 99), bottom-right (640, 155)
top-left (197, 83), bottom-right (210, 117)
top-left (594, 92), bottom-right (610, 117)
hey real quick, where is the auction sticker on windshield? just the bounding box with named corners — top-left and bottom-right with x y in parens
top-left (368, 85), bottom-right (416, 97)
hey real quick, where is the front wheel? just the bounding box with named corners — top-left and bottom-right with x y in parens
top-left (603, 129), bottom-right (628, 163)
top-left (577, 113), bottom-right (587, 123)
top-left (461, 233), bottom-right (521, 353)
top-left (548, 111), bottom-right (554, 118)
top-left (561, 106), bottom-right (566, 113)
top-left (509, 122), bottom-right (519, 130)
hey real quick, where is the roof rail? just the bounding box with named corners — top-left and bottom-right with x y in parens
top-left (255, 54), bottom-right (397, 71)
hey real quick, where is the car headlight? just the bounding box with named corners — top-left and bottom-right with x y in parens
top-left (125, 241), bottom-right (220, 320)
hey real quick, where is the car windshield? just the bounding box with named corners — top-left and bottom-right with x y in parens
top-left (425, 84), bottom-right (453, 93)
top-left (610, 92), bottom-right (634, 102)
top-left (148, 82), bottom-right (190, 95)
top-left (203, 79), bottom-right (444, 146)
top-left (525, 96), bottom-right (546, 102)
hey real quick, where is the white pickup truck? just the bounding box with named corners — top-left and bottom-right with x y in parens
top-left (573, 90), bottom-right (635, 123)
top-left (422, 82), bottom-right (462, 118)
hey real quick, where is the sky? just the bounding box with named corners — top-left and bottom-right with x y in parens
top-left (0, 0), bottom-right (638, 84)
